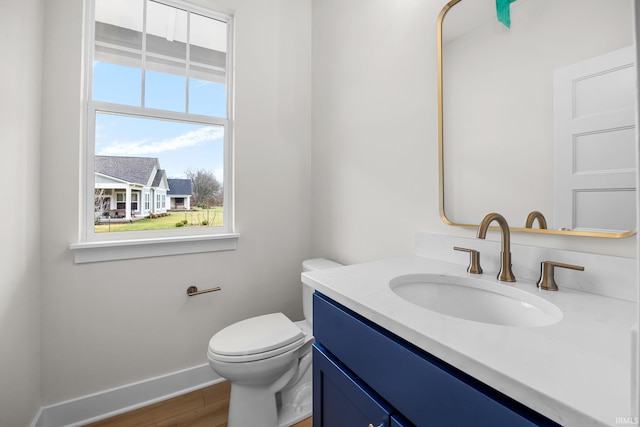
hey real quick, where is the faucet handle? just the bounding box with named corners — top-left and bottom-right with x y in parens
top-left (454, 247), bottom-right (483, 274)
top-left (537, 261), bottom-right (584, 291)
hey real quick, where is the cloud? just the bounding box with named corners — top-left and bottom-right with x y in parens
top-left (213, 168), bottom-right (224, 184)
top-left (97, 126), bottom-right (223, 156)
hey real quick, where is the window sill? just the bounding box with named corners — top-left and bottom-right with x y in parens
top-left (69, 233), bottom-right (239, 264)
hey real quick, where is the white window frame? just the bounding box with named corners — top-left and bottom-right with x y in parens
top-left (116, 192), bottom-right (125, 209)
top-left (71, 0), bottom-right (238, 263)
top-left (131, 192), bottom-right (139, 212)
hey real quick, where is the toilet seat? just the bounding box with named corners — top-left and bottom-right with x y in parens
top-left (208, 313), bottom-right (306, 363)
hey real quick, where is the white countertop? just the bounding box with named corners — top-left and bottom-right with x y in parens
top-left (302, 255), bottom-right (637, 426)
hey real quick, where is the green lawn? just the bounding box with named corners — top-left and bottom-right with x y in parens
top-left (95, 208), bottom-right (223, 233)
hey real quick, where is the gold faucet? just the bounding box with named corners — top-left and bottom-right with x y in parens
top-left (477, 213), bottom-right (516, 282)
top-left (525, 211), bottom-right (547, 229)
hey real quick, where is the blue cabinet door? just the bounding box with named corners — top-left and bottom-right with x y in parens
top-left (313, 345), bottom-right (392, 427)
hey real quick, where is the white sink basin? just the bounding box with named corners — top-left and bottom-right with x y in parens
top-left (390, 274), bottom-right (562, 327)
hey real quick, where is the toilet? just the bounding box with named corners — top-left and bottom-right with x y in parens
top-left (207, 258), bottom-right (343, 427)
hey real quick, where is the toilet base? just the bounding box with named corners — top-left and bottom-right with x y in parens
top-left (277, 361), bottom-right (312, 427)
top-left (227, 350), bottom-right (313, 427)
top-left (228, 382), bottom-right (279, 427)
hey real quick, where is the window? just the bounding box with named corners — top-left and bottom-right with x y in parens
top-left (84, 0), bottom-right (233, 241)
top-left (116, 192), bottom-right (125, 210)
top-left (131, 192), bottom-right (139, 211)
top-left (73, 0), bottom-right (237, 262)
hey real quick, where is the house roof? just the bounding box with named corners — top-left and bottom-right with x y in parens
top-left (168, 178), bottom-right (192, 196)
top-left (152, 169), bottom-right (166, 188)
top-left (95, 156), bottom-right (159, 186)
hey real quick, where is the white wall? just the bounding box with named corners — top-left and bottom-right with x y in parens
top-left (0, 0), bottom-right (43, 425)
top-left (39, 0), bottom-right (312, 404)
top-left (311, 0), bottom-right (637, 265)
top-left (635, 1), bottom-right (640, 418)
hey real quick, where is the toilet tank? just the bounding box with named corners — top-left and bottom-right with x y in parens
top-left (302, 258), bottom-right (343, 324)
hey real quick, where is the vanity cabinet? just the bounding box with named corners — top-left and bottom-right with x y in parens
top-left (312, 293), bottom-right (559, 427)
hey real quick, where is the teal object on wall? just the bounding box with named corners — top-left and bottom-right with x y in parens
top-left (496, 0), bottom-right (517, 28)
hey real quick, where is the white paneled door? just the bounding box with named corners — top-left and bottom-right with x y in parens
top-left (554, 46), bottom-right (637, 233)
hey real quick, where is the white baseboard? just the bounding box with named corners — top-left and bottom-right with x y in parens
top-left (30, 364), bottom-right (223, 427)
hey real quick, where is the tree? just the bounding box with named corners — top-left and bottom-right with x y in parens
top-left (94, 189), bottom-right (109, 224)
top-left (185, 169), bottom-right (222, 208)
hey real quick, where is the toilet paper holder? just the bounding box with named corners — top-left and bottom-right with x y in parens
top-left (186, 285), bottom-right (222, 296)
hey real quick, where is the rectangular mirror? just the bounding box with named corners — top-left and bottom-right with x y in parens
top-left (437, 0), bottom-right (637, 237)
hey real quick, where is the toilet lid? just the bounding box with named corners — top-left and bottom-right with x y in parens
top-left (208, 313), bottom-right (304, 357)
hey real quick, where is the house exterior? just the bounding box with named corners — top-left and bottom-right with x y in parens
top-left (95, 156), bottom-right (169, 221)
top-left (167, 179), bottom-right (193, 210)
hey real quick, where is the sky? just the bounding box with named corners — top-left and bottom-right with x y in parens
top-left (93, 62), bottom-right (226, 183)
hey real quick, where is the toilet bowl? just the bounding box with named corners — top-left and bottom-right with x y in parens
top-left (207, 258), bottom-right (343, 427)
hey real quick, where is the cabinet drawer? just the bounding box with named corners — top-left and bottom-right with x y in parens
top-left (313, 293), bottom-right (558, 427)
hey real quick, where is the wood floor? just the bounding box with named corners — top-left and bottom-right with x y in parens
top-left (84, 381), bottom-right (312, 427)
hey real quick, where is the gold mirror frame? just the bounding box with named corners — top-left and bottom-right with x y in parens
top-left (436, 0), bottom-right (636, 238)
